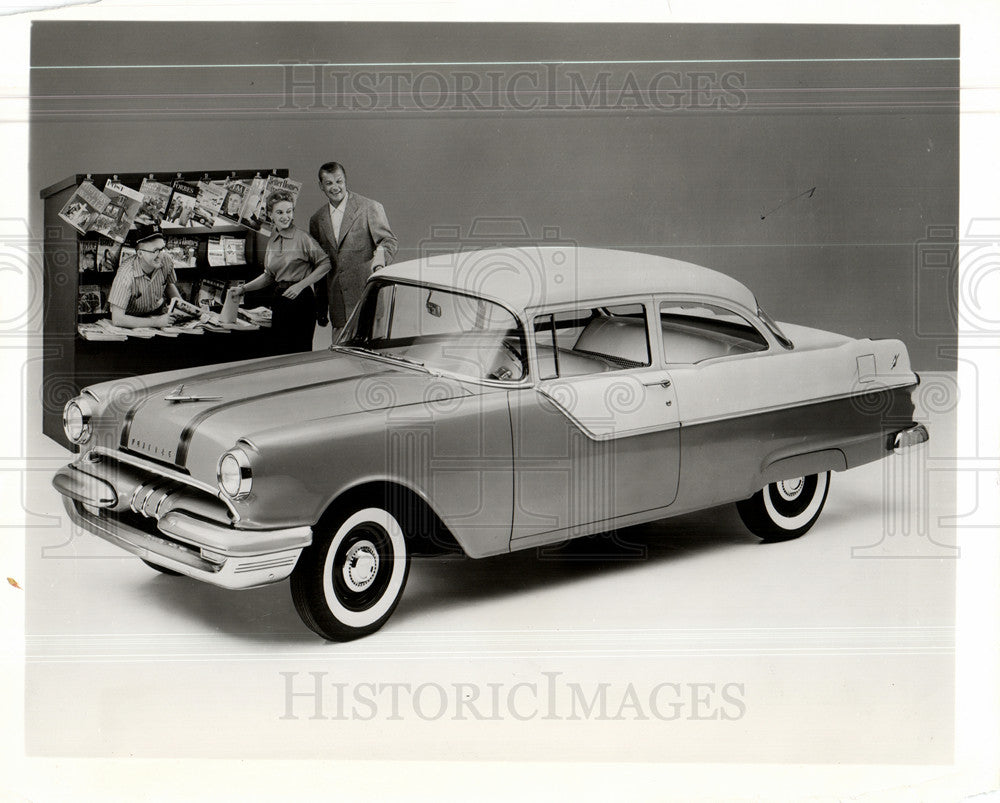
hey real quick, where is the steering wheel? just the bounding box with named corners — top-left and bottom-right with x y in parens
top-left (501, 337), bottom-right (523, 362)
top-left (486, 338), bottom-right (524, 381)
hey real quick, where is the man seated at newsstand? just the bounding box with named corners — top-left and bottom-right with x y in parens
top-left (107, 223), bottom-right (181, 329)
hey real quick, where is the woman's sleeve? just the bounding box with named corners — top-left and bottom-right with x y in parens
top-left (261, 239), bottom-right (275, 277)
top-left (304, 231), bottom-right (332, 274)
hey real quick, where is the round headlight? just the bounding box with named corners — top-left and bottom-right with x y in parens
top-left (217, 449), bottom-right (252, 499)
top-left (63, 397), bottom-right (94, 445)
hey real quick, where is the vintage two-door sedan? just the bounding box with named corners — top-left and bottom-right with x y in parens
top-left (53, 247), bottom-right (929, 640)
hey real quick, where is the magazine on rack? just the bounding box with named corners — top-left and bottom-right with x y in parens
top-left (57, 181), bottom-right (110, 234)
top-left (259, 174), bottom-right (302, 236)
top-left (237, 175), bottom-right (267, 232)
top-left (165, 235), bottom-right (198, 267)
top-left (77, 284), bottom-right (104, 315)
top-left (222, 235), bottom-right (247, 265)
top-left (99, 181), bottom-right (144, 242)
top-left (162, 179), bottom-right (198, 227)
top-left (217, 178), bottom-right (250, 224)
top-left (77, 241), bottom-right (97, 272)
top-left (191, 180), bottom-right (228, 227)
top-left (206, 237), bottom-right (226, 266)
top-left (89, 202), bottom-right (127, 243)
top-left (136, 177), bottom-right (173, 224)
top-left (95, 241), bottom-right (122, 273)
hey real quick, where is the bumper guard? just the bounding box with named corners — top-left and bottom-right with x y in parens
top-left (893, 423), bottom-right (930, 454)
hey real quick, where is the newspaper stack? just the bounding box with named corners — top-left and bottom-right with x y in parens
top-left (239, 306), bottom-right (272, 327)
top-left (77, 322), bottom-right (127, 341)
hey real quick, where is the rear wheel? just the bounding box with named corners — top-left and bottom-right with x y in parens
top-left (737, 472), bottom-right (831, 542)
top-left (290, 506), bottom-right (410, 641)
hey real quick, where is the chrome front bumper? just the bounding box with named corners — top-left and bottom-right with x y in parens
top-left (53, 461), bottom-right (312, 590)
top-left (893, 423), bottom-right (930, 454)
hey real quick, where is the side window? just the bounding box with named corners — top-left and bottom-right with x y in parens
top-left (534, 303), bottom-right (650, 379)
top-left (659, 300), bottom-right (768, 363)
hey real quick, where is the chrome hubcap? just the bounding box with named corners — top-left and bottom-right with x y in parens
top-left (776, 477), bottom-right (805, 501)
top-left (342, 540), bottom-right (379, 591)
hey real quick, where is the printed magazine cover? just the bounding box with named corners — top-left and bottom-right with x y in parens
top-left (100, 181), bottom-right (144, 242)
top-left (76, 284), bottom-right (104, 316)
top-left (222, 235), bottom-right (246, 265)
top-left (259, 174), bottom-right (303, 236)
top-left (57, 181), bottom-right (109, 234)
top-left (191, 180), bottom-right (228, 227)
top-left (95, 240), bottom-right (122, 273)
top-left (217, 178), bottom-right (249, 224)
top-left (195, 278), bottom-right (226, 309)
top-left (166, 295), bottom-right (203, 322)
top-left (237, 175), bottom-right (267, 232)
top-left (206, 236), bottom-right (226, 266)
top-left (77, 240), bottom-right (97, 272)
top-left (162, 179), bottom-right (198, 227)
top-left (165, 235), bottom-right (198, 267)
top-left (136, 177), bottom-right (173, 224)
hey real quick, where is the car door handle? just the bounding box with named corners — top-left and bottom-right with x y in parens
top-left (642, 379), bottom-right (672, 388)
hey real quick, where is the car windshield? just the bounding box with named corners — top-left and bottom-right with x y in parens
top-left (339, 280), bottom-right (528, 381)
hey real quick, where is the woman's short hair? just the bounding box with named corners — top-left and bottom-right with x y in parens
top-left (265, 189), bottom-right (296, 213)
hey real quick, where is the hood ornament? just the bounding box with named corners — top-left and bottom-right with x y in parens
top-left (163, 383), bottom-right (222, 404)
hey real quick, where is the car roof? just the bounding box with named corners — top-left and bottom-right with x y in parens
top-left (376, 246), bottom-right (759, 313)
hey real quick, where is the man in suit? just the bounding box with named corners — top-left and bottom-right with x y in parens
top-left (309, 162), bottom-right (398, 334)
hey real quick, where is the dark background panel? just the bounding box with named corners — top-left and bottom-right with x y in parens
top-left (30, 22), bottom-right (958, 369)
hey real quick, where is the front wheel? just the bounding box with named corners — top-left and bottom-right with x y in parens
top-left (290, 506), bottom-right (410, 641)
top-left (736, 472), bottom-right (831, 542)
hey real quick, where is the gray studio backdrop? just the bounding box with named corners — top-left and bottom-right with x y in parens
top-left (30, 22), bottom-right (958, 370)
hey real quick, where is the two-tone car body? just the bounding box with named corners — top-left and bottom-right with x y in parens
top-left (53, 247), bottom-right (928, 640)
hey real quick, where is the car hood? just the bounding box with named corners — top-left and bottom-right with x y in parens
top-left (113, 350), bottom-right (472, 478)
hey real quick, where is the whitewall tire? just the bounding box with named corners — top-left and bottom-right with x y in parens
top-left (291, 506), bottom-right (410, 641)
top-left (736, 472), bottom-right (831, 541)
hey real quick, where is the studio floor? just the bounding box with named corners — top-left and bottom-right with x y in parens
top-left (20, 371), bottom-right (958, 764)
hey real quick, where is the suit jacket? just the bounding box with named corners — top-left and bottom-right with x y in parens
top-left (309, 193), bottom-right (398, 327)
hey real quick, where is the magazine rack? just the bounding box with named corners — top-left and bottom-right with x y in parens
top-left (39, 168), bottom-right (289, 449)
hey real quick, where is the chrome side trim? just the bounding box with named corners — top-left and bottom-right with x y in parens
top-left (86, 446), bottom-right (241, 522)
top-left (894, 424), bottom-right (930, 454)
top-left (679, 381), bottom-right (916, 430)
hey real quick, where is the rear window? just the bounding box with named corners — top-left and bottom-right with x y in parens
top-left (659, 301), bottom-right (768, 363)
top-left (534, 303), bottom-right (650, 379)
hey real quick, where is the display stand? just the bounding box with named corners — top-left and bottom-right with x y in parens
top-left (39, 168), bottom-right (290, 449)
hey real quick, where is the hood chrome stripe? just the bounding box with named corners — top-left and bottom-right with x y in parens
top-left (119, 397), bottom-right (150, 450)
top-left (117, 350), bottom-right (338, 453)
top-left (174, 368), bottom-right (399, 468)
